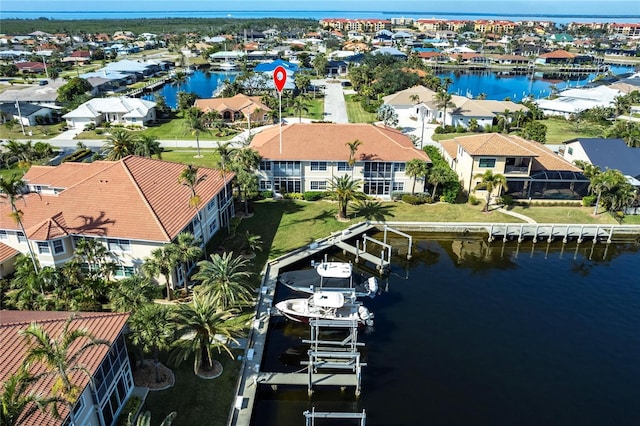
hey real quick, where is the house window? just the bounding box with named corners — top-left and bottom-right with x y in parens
top-left (37, 242), bottom-right (51, 255)
top-left (259, 161), bottom-right (271, 171)
top-left (0, 230), bottom-right (7, 240)
top-left (337, 162), bottom-right (352, 172)
top-left (567, 147), bottom-right (573, 155)
top-left (208, 219), bottom-right (218, 235)
top-left (478, 158), bottom-right (496, 168)
top-left (310, 161), bottom-right (327, 171)
top-left (53, 239), bottom-right (65, 255)
top-left (17, 232), bottom-right (26, 243)
top-left (107, 239), bottom-right (130, 253)
top-left (394, 163), bottom-right (406, 172)
top-left (310, 181), bottom-right (327, 190)
top-left (393, 182), bottom-right (404, 191)
top-left (259, 180), bottom-right (272, 190)
top-left (113, 266), bottom-right (135, 278)
top-left (206, 198), bottom-right (216, 211)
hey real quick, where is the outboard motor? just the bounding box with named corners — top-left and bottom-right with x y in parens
top-left (358, 305), bottom-right (374, 327)
top-left (366, 277), bottom-right (379, 296)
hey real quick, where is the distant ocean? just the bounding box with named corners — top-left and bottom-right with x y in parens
top-left (2, 10), bottom-right (639, 25)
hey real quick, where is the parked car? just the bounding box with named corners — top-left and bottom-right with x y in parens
top-left (39, 80), bottom-right (48, 86)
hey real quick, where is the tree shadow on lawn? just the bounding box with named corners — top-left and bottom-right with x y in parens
top-left (351, 200), bottom-right (396, 222)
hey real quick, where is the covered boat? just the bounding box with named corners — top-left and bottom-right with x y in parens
top-left (275, 291), bottom-right (374, 326)
top-left (278, 261), bottom-right (378, 298)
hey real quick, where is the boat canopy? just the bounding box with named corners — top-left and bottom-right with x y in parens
top-left (312, 292), bottom-right (345, 308)
top-left (316, 262), bottom-right (352, 279)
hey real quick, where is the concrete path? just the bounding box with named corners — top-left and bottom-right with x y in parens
top-left (318, 79), bottom-right (349, 123)
top-left (496, 207), bottom-right (537, 223)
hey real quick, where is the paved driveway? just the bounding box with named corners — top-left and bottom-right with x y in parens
top-left (314, 79), bottom-right (348, 123)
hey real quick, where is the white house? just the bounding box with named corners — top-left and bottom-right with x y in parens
top-left (62, 97), bottom-right (157, 129)
top-left (535, 85), bottom-right (623, 118)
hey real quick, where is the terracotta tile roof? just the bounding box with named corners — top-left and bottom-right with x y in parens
top-left (23, 162), bottom-right (99, 189)
top-left (194, 94), bottom-right (271, 116)
top-left (2, 156), bottom-right (233, 242)
top-left (440, 139), bottom-right (459, 161)
top-left (539, 49), bottom-right (576, 59)
top-left (0, 311), bottom-right (130, 425)
top-left (516, 137), bottom-right (580, 172)
top-left (0, 242), bottom-right (20, 262)
top-left (249, 123), bottom-right (431, 163)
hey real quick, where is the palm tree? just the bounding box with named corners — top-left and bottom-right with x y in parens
top-left (179, 165), bottom-right (208, 257)
top-left (128, 304), bottom-right (174, 383)
top-left (427, 164), bottom-right (451, 200)
top-left (345, 139), bottom-right (362, 168)
top-left (182, 107), bottom-right (208, 158)
top-left (173, 232), bottom-right (203, 292)
top-left (0, 174), bottom-right (39, 273)
top-left (1, 366), bottom-right (58, 426)
top-left (434, 89), bottom-right (456, 129)
top-left (328, 174), bottom-right (366, 220)
top-left (142, 245), bottom-right (179, 301)
top-left (170, 292), bottom-right (244, 375)
top-left (473, 170), bottom-right (508, 212)
top-left (290, 95), bottom-right (309, 123)
top-left (20, 316), bottom-right (108, 424)
top-left (214, 142), bottom-right (235, 232)
top-left (102, 129), bottom-right (135, 161)
top-left (134, 134), bottom-right (163, 159)
top-left (192, 251), bottom-right (253, 310)
top-left (107, 275), bottom-right (159, 313)
top-left (405, 159), bottom-right (428, 194)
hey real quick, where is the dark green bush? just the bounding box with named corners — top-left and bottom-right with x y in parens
top-left (260, 190), bottom-right (273, 199)
top-left (500, 194), bottom-right (514, 205)
top-left (401, 194), bottom-right (424, 205)
top-left (116, 395), bottom-right (142, 426)
top-left (582, 195), bottom-right (597, 207)
top-left (303, 191), bottom-right (325, 201)
top-left (61, 148), bottom-right (92, 163)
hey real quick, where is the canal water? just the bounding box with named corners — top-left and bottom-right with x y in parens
top-left (252, 234), bottom-right (640, 426)
top-left (150, 65), bottom-right (634, 108)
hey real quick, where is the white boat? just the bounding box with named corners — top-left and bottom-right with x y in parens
top-left (279, 261), bottom-right (378, 298)
top-left (275, 291), bottom-right (374, 326)
top-left (218, 61), bottom-right (237, 71)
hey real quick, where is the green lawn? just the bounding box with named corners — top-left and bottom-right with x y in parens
top-left (0, 124), bottom-right (62, 140)
top-left (508, 205), bottom-right (619, 224)
top-left (286, 98), bottom-right (324, 121)
top-left (344, 94), bottom-right (377, 124)
top-left (160, 149), bottom-right (220, 168)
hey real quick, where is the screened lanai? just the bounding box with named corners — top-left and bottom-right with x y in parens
top-left (505, 170), bottom-right (590, 200)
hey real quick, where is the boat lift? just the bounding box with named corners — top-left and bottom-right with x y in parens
top-left (303, 408), bottom-right (366, 426)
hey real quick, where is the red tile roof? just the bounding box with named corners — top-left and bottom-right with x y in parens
top-left (249, 123), bottom-right (430, 163)
top-left (0, 242), bottom-right (20, 263)
top-left (0, 311), bottom-right (130, 425)
top-left (539, 49), bottom-right (576, 59)
top-left (6, 156), bottom-right (232, 242)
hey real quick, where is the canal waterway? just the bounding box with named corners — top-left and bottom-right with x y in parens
top-left (150, 65), bottom-right (634, 109)
top-left (251, 234), bottom-right (640, 425)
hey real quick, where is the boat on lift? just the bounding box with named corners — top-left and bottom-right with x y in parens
top-left (278, 261), bottom-right (378, 298)
top-left (275, 291), bottom-right (374, 326)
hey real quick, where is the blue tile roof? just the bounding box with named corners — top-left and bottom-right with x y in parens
top-left (570, 138), bottom-right (640, 178)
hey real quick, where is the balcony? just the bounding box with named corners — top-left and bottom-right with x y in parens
top-left (504, 166), bottom-right (529, 174)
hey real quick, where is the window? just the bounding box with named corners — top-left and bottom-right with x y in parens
top-left (259, 180), bottom-right (272, 190)
top-left (206, 198), bottom-right (216, 211)
top-left (567, 147), bottom-right (573, 155)
top-left (310, 161), bottom-right (327, 171)
top-left (53, 239), bottom-right (65, 255)
top-left (37, 241), bottom-right (50, 254)
top-left (337, 162), bottom-right (352, 172)
top-left (394, 163), bottom-right (406, 172)
top-left (478, 158), bottom-right (496, 168)
top-left (208, 219), bottom-right (218, 235)
top-left (0, 230), bottom-right (7, 240)
top-left (107, 239), bottom-right (130, 253)
top-left (393, 182), bottom-right (404, 191)
top-left (259, 161), bottom-right (271, 171)
top-left (17, 232), bottom-right (26, 243)
top-left (310, 181), bottom-right (327, 190)
top-left (113, 266), bottom-right (135, 278)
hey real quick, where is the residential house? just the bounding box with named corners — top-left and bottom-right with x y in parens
top-left (535, 49), bottom-right (576, 65)
top-left (0, 101), bottom-right (55, 126)
top-left (561, 138), bottom-right (640, 181)
top-left (0, 242), bottom-right (19, 278)
top-left (2, 156), bottom-right (234, 288)
top-left (0, 311), bottom-right (133, 426)
top-left (15, 61), bottom-right (47, 74)
top-left (0, 80), bottom-right (65, 107)
top-left (62, 97), bottom-right (157, 129)
top-left (440, 133), bottom-right (588, 200)
top-left (535, 85), bottom-right (623, 118)
top-left (194, 94), bottom-right (271, 125)
top-left (249, 123), bottom-right (431, 198)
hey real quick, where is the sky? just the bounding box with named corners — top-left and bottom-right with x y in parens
top-left (2, 0), bottom-right (639, 16)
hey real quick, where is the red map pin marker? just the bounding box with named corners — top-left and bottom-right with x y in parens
top-left (273, 65), bottom-right (287, 93)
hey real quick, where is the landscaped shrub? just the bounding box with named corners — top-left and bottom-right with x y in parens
top-left (391, 191), bottom-right (407, 201)
top-left (283, 192), bottom-right (303, 200)
top-left (401, 194), bottom-right (425, 205)
top-left (582, 195), bottom-right (597, 207)
top-left (116, 395), bottom-right (142, 426)
top-left (261, 190), bottom-right (273, 199)
top-left (83, 123), bottom-right (96, 131)
top-left (61, 148), bottom-right (92, 163)
top-left (500, 194), bottom-right (514, 206)
top-left (468, 194), bottom-right (481, 205)
top-left (303, 191), bottom-right (325, 201)
top-left (95, 129), bottom-right (104, 135)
